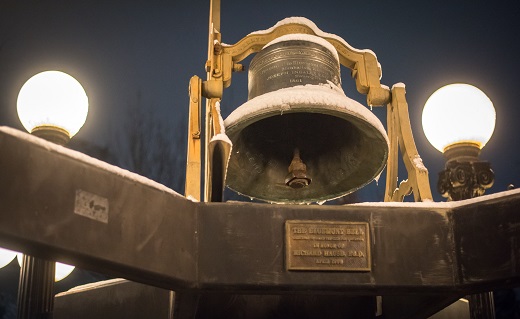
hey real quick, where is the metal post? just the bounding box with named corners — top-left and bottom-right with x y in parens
top-left (437, 147), bottom-right (495, 319)
top-left (17, 254), bottom-right (56, 319)
top-left (203, 0), bottom-right (220, 203)
top-left (468, 293), bottom-right (495, 319)
top-left (16, 128), bottom-right (69, 319)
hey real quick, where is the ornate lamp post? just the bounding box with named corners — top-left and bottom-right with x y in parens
top-left (16, 70), bottom-right (88, 319)
top-left (423, 83), bottom-right (496, 201)
top-left (423, 83), bottom-right (497, 318)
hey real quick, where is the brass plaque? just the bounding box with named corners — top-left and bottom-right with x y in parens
top-left (285, 220), bottom-right (371, 271)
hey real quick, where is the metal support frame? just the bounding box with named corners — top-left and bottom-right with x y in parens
top-left (185, 0), bottom-right (434, 204)
top-left (385, 85), bottom-right (433, 202)
top-left (185, 76), bottom-right (202, 201)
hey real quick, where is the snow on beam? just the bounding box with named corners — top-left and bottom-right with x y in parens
top-left (0, 126), bottom-right (197, 289)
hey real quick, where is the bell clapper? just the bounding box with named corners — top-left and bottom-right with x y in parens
top-left (285, 148), bottom-right (312, 189)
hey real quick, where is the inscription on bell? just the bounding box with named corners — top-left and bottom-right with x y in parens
top-left (248, 41), bottom-right (341, 99)
top-left (285, 220), bottom-right (370, 271)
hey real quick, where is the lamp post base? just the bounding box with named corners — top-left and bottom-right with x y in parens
top-left (31, 126), bottom-right (70, 146)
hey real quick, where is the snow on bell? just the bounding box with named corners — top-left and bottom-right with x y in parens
top-left (224, 34), bottom-right (389, 204)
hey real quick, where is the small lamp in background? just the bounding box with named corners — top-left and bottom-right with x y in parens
top-left (16, 70), bottom-right (88, 319)
top-left (0, 247), bottom-right (17, 269)
top-left (422, 83), bottom-right (496, 200)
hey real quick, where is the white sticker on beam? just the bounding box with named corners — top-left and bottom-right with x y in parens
top-left (74, 189), bottom-right (109, 223)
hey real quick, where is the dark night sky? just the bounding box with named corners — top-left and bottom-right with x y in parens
top-left (1, 0), bottom-right (520, 307)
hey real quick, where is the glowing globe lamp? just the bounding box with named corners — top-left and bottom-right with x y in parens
top-left (0, 247), bottom-right (17, 269)
top-left (16, 253), bottom-right (75, 282)
top-left (422, 83), bottom-right (495, 156)
top-left (17, 71), bottom-right (88, 144)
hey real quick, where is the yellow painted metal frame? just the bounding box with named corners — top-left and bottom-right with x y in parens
top-left (185, 0), bottom-right (433, 202)
top-left (385, 85), bottom-right (433, 202)
top-left (185, 76), bottom-right (202, 200)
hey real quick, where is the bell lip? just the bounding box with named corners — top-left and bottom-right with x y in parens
top-left (226, 184), bottom-right (369, 205)
top-left (224, 83), bottom-right (389, 204)
top-left (224, 83), bottom-right (389, 147)
top-left (226, 174), bottom-right (378, 204)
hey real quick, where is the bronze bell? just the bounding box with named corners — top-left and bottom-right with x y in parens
top-left (224, 34), bottom-right (389, 204)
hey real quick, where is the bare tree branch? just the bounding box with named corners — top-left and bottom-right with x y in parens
top-left (113, 92), bottom-right (186, 193)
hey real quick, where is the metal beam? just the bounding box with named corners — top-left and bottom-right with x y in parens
top-left (1, 126), bottom-right (520, 295)
top-left (54, 279), bottom-right (172, 319)
top-left (0, 127), bottom-right (197, 289)
top-left (196, 201), bottom-right (456, 293)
